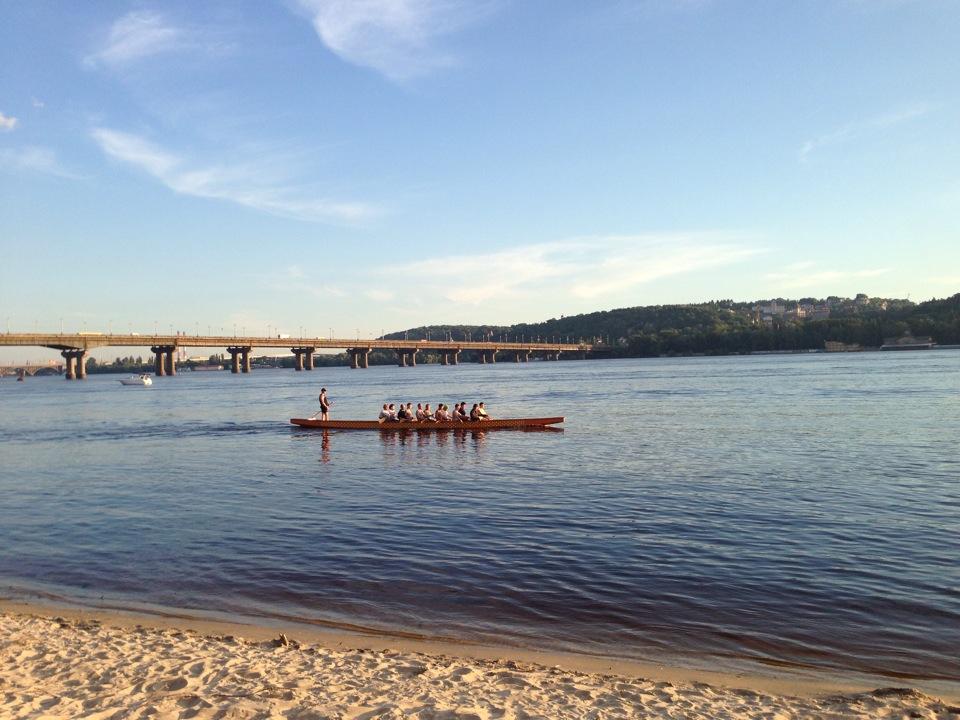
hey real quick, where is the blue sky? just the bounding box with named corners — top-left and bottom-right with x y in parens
top-left (2, 0), bottom-right (958, 356)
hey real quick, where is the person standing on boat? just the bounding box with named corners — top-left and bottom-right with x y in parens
top-left (318, 388), bottom-right (331, 421)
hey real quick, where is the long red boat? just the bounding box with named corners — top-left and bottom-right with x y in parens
top-left (290, 417), bottom-right (564, 430)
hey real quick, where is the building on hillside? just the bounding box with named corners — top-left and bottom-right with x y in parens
top-left (784, 304), bottom-right (806, 321)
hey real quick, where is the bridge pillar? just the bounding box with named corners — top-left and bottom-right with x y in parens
top-left (226, 347), bottom-right (247, 374)
top-left (451, 350), bottom-right (459, 365)
top-left (408, 349), bottom-right (417, 367)
top-left (349, 350), bottom-right (359, 369)
top-left (488, 350), bottom-right (497, 364)
top-left (396, 350), bottom-right (407, 367)
top-left (58, 349), bottom-right (86, 380)
top-left (151, 346), bottom-right (166, 376)
top-left (478, 351), bottom-right (486, 364)
top-left (61, 350), bottom-right (76, 380)
top-left (441, 352), bottom-right (448, 365)
top-left (523, 351), bottom-right (530, 363)
top-left (150, 345), bottom-right (176, 376)
top-left (290, 347), bottom-right (315, 371)
top-left (354, 348), bottom-right (369, 369)
top-left (513, 351), bottom-right (521, 363)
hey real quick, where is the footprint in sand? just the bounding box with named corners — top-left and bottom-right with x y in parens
top-left (145, 675), bottom-right (191, 693)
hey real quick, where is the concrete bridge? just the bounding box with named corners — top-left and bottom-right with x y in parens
top-left (0, 360), bottom-right (64, 378)
top-left (0, 333), bottom-right (597, 380)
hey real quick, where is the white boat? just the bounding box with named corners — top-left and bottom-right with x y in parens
top-left (119, 374), bottom-right (153, 386)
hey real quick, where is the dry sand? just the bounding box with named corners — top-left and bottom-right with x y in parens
top-left (2, 608), bottom-right (958, 719)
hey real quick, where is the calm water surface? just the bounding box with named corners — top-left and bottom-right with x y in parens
top-left (1, 353), bottom-right (958, 690)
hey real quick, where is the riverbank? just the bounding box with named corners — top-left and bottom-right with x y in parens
top-left (3, 603), bottom-right (957, 719)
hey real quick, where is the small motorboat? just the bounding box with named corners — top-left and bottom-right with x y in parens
top-left (120, 374), bottom-right (153, 386)
top-left (290, 417), bottom-right (563, 431)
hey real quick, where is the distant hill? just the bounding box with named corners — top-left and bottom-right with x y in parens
top-left (383, 293), bottom-right (960, 357)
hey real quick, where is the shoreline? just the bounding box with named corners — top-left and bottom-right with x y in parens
top-left (4, 599), bottom-right (959, 712)
top-left (4, 604), bottom-right (959, 719)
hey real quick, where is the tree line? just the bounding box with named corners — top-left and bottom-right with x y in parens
top-left (385, 293), bottom-right (960, 358)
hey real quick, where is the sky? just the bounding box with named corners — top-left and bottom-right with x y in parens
top-left (2, 0), bottom-right (959, 360)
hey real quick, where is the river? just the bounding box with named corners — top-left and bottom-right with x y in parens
top-left (1, 351), bottom-right (957, 692)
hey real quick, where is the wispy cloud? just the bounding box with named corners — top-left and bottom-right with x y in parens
top-left (294, 0), bottom-right (492, 81)
top-left (0, 146), bottom-right (82, 179)
top-left (765, 265), bottom-right (889, 289)
top-left (86, 11), bottom-right (184, 67)
top-left (380, 233), bottom-right (762, 305)
top-left (32, 98), bottom-right (45, 109)
top-left (91, 127), bottom-right (377, 224)
top-left (799, 103), bottom-right (932, 162)
top-left (0, 111), bottom-right (18, 131)
top-left (259, 265), bottom-right (346, 299)
top-left (85, 10), bottom-right (231, 68)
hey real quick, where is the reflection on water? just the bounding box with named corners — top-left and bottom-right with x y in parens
top-left (378, 428), bottom-right (488, 452)
top-left (308, 427), bottom-right (492, 460)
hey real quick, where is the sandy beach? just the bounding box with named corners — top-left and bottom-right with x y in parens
top-left (2, 605), bottom-right (957, 719)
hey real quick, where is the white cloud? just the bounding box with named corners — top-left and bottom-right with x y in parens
top-left (0, 112), bottom-right (18, 131)
top-left (86, 11), bottom-right (184, 67)
top-left (294, 0), bottom-right (491, 81)
top-left (0, 146), bottom-right (82, 179)
top-left (764, 265), bottom-right (890, 289)
top-left (380, 233), bottom-right (762, 306)
top-left (91, 127), bottom-right (377, 224)
top-left (32, 98), bottom-right (45, 109)
top-left (799, 103), bottom-right (932, 162)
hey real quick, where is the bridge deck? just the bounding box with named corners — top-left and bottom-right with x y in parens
top-left (0, 333), bottom-right (593, 352)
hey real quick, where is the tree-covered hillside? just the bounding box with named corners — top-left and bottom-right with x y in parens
top-left (384, 293), bottom-right (960, 357)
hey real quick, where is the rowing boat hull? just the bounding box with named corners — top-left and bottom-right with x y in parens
top-left (290, 417), bottom-right (564, 430)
